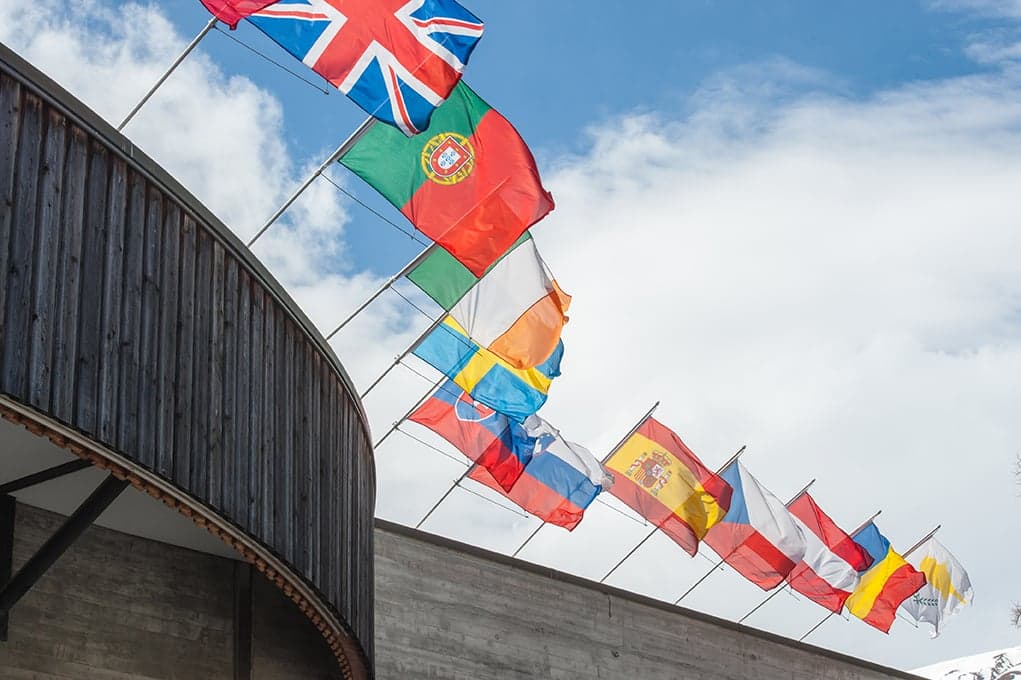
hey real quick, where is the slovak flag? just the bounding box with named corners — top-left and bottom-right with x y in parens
top-left (248, 0), bottom-right (485, 135)
top-left (702, 461), bottom-right (807, 590)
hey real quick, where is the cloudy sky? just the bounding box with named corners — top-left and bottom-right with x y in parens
top-left (3, 0), bottom-right (1020, 671)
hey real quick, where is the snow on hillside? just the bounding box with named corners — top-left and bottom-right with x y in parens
top-left (914, 647), bottom-right (1021, 679)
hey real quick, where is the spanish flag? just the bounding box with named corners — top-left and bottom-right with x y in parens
top-left (845, 523), bottom-right (927, 633)
top-left (604, 418), bottom-right (732, 556)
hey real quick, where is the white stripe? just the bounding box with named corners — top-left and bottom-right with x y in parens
top-left (792, 515), bottom-right (860, 592)
top-left (450, 239), bottom-right (555, 346)
top-left (738, 463), bottom-right (807, 564)
top-left (523, 416), bottom-right (610, 487)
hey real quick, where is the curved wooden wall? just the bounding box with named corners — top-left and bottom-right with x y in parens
top-left (0, 43), bottom-right (374, 678)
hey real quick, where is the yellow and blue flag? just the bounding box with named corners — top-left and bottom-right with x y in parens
top-left (412, 317), bottom-right (563, 421)
top-left (845, 523), bottom-right (926, 633)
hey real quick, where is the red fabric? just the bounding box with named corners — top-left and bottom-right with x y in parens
top-left (469, 466), bottom-right (585, 530)
top-left (199, 0), bottom-right (276, 28)
top-left (787, 565), bottom-right (851, 613)
top-left (703, 523), bottom-right (797, 590)
top-left (607, 471), bottom-right (699, 555)
top-left (789, 494), bottom-right (873, 571)
top-left (403, 110), bottom-right (554, 276)
top-left (862, 564), bottom-right (927, 633)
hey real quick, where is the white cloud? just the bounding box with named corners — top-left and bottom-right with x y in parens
top-left (5, 1), bottom-right (1021, 672)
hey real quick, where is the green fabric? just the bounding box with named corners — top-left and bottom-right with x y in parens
top-left (407, 232), bottom-right (532, 310)
top-left (338, 82), bottom-right (492, 210)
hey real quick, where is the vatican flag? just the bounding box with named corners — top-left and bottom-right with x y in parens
top-left (901, 537), bottom-right (973, 637)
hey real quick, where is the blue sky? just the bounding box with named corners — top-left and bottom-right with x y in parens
top-left (155, 0), bottom-right (1010, 276)
top-left (3, 0), bottom-right (1021, 671)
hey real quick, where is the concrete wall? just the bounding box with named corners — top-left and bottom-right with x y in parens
top-left (374, 520), bottom-right (924, 680)
top-left (0, 502), bottom-right (339, 679)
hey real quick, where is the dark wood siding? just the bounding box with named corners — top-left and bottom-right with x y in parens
top-left (0, 44), bottom-right (374, 677)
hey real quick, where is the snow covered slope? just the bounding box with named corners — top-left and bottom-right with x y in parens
top-left (914, 647), bottom-right (1021, 679)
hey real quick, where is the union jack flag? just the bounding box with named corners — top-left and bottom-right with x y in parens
top-left (248, 0), bottom-right (484, 135)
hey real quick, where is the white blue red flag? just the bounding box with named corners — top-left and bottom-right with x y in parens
top-left (248, 0), bottom-right (484, 135)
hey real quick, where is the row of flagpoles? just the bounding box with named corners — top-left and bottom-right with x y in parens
top-left (117, 0), bottom-right (974, 646)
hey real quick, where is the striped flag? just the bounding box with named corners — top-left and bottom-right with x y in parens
top-left (407, 234), bottom-right (570, 369)
top-left (845, 523), bottom-right (927, 633)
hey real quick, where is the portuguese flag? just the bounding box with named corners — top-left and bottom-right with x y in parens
top-left (339, 82), bottom-right (554, 276)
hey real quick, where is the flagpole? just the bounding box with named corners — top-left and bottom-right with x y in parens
top-left (372, 374), bottom-right (447, 449)
top-left (358, 313), bottom-right (447, 400)
top-left (510, 402), bottom-right (662, 562)
top-left (798, 523), bottom-right (940, 642)
top-left (247, 116), bottom-right (377, 248)
top-left (673, 478), bottom-right (815, 606)
top-left (600, 443), bottom-right (745, 585)
top-left (325, 244), bottom-right (437, 341)
top-left (416, 465), bottom-right (474, 529)
top-left (738, 509), bottom-right (883, 625)
top-left (118, 17), bottom-right (218, 131)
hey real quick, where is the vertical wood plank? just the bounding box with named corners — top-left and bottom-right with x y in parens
top-left (116, 168), bottom-right (145, 454)
top-left (234, 268), bottom-right (251, 522)
top-left (0, 74), bottom-right (21, 324)
top-left (208, 241), bottom-right (225, 509)
top-left (136, 187), bottom-right (164, 470)
top-left (173, 216), bottom-right (196, 487)
top-left (97, 156), bottom-right (126, 443)
top-left (154, 201), bottom-right (180, 478)
top-left (222, 255), bottom-right (239, 516)
top-left (27, 108), bottom-right (67, 411)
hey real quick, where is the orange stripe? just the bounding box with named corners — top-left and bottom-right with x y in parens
top-left (487, 281), bottom-right (570, 369)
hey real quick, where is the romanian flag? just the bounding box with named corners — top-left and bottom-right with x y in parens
top-left (412, 316), bottom-right (562, 421)
top-left (409, 380), bottom-right (533, 491)
top-left (470, 416), bottom-right (610, 530)
top-left (845, 523), bottom-right (927, 633)
top-left (604, 418), bottom-right (732, 556)
top-left (407, 233), bottom-right (570, 369)
top-left (786, 494), bottom-right (874, 613)
top-left (340, 82), bottom-right (554, 276)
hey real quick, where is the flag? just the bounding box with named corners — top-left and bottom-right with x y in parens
top-left (901, 537), bottom-right (973, 637)
top-left (412, 316), bottom-right (563, 421)
top-left (199, 0), bottom-right (276, 28)
top-left (702, 462), bottom-right (807, 590)
top-left (845, 523), bottom-right (927, 633)
top-left (248, 0), bottom-right (484, 134)
top-left (603, 418), bottom-right (731, 556)
top-left (407, 233), bottom-right (570, 369)
top-left (408, 380), bottom-right (534, 491)
top-left (340, 82), bottom-right (554, 275)
top-left (470, 415), bottom-right (611, 530)
top-left (786, 494), bottom-right (874, 613)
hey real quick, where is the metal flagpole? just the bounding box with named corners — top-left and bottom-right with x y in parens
top-left (601, 443), bottom-right (746, 585)
top-left (416, 466), bottom-right (474, 529)
top-left (512, 402), bottom-right (663, 562)
top-left (358, 312), bottom-right (447, 400)
top-left (247, 115), bottom-right (377, 248)
top-left (798, 523), bottom-right (940, 642)
top-left (372, 374), bottom-right (447, 449)
top-left (118, 17), bottom-right (218, 131)
top-left (673, 478), bottom-right (815, 606)
top-left (738, 509), bottom-right (883, 624)
top-left (325, 244), bottom-right (437, 341)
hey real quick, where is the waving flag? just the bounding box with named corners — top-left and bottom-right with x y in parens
top-left (604, 418), bottom-right (731, 556)
top-left (199, 0), bottom-right (276, 27)
top-left (408, 234), bottom-right (570, 368)
top-left (786, 494), bottom-right (874, 613)
top-left (248, 0), bottom-right (484, 134)
top-left (845, 523), bottom-right (927, 633)
top-left (702, 462), bottom-right (807, 590)
top-left (412, 316), bottom-right (563, 421)
top-left (901, 537), bottom-right (971, 637)
top-left (470, 416), bottom-right (611, 530)
top-left (340, 82), bottom-right (555, 275)
top-left (409, 380), bottom-right (533, 490)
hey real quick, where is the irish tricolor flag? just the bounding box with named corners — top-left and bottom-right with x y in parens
top-left (339, 82), bottom-right (554, 276)
top-left (407, 234), bottom-right (570, 369)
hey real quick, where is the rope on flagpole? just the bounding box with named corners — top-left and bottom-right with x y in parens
top-left (674, 478), bottom-right (815, 606)
top-left (798, 523), bottom-right (939, 642)
top-left (247, 116), bottom-right (377, 248)
top-left (210, 25), bottom-right (331, 94)
top-left (601, 443), bottom-right (746, 586)
top-left (738, 509), bottom-right (882, 625)
top-left (320, 174), bottom-right (429, 246)
top-left (372, 373), bottom-right (446, 449)
top-left (118, 17), bottom-right (219, 131)
top-left (511, 402), bottom-right (662, 561)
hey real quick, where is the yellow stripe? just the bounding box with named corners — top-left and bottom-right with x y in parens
top-left (606, 432), bottom-right (725, 537)
top-left (444, 317), bottom-right (554, 393)
top-left (846, 548), bottom-right (909, 619)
